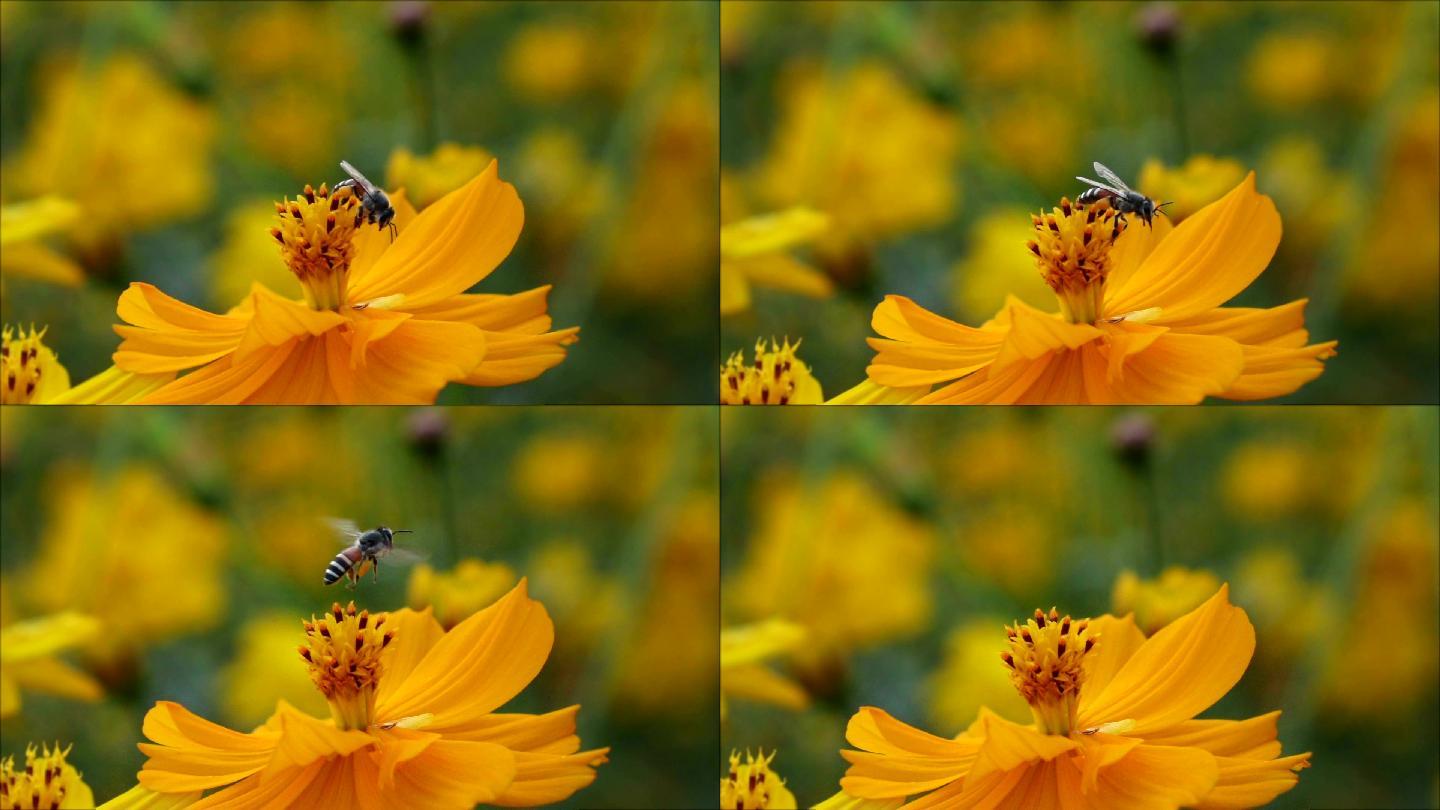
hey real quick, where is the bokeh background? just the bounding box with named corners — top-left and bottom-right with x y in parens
top-left (721, 407), bottom-right (1439, 809)
top-left (0, 406), bottom-right (718, 808)
top-left (720, 1), bottom-right (1440, 403)
top-left (0, 0), bottom-right (718, 403)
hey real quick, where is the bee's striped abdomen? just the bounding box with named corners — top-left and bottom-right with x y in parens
top-left (1076, 187), bottom-right (1115, 206)
top-left (324, 546), bottom-right (361, 585)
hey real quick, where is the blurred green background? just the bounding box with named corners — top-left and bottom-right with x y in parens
top-left (720, 1), bottom-right (1440, 403)
top-left (0, 0), bottom-right (718, 403)
top-left (0, 406), bottom-right (718, 808)
top-left (721, 406), bottom-right (1439, 809)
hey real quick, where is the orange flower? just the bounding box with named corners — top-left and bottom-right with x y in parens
top-left (129, 581), bottom-right (607, 808)
top-left (110, 161), bottom-right (577, 403)
top-left (866, 174), bottom-right (1335, 403)
top-left (823, 586), bottom-right (1309, 810)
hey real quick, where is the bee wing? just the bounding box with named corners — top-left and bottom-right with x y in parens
top-left (325, 517), bottom-right (363, 543)
top-left (1092, 162), bottom-right (1134, 194)
top-left (1076, 176), bottom-right (1125, 195)
top-left (338, 160), bottom-right (378, 194)
top-left (379, 547), bottom-right (428, 566)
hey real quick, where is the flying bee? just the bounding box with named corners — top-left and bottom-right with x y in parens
top-left (1075, 161), bottom-right (1172, 227)
top-left (334, 160), bottom-right (398, 241)
top-left (323, 518), bottom-right (423, 587)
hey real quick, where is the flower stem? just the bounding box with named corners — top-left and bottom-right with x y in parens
top-left (398, 27), bottom-right (437, 152)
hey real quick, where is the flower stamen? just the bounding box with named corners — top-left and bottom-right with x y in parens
top-left (272, 183), bottom-right (362, 311)
top-left (721, 338), bottom-right (808, 405)
top-left (299, 602), bottom-right (394, 730)
top-left (1027, 197), bottom-right (1127, 324)
top-left (0, 743), bottom-right (87, 810)
top-left (1002, 607), bottom-right (1097, 736)
top-left (1, 325), bottom-right (59, 404)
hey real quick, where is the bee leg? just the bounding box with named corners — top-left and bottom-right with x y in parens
top-left (387, 221), bottom-right (398, 242)
top-left (372, 558), bottom-right (380, 583)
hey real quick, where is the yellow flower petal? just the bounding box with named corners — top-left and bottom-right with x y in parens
top-left (1104, 212), bottom-right (1174, 293)
top-left (825, 379), bottom-right (931, 404)
top-left (6, 656), bottom-right (102, 703)
top-left (0, 242), bottom-right (84, 286)
top-left (965, 709), bottom-right (1078, 785)
top-left (1066, 742), bottom-right (1218, 809)
top-left (989, 300), bottom-right (1102, 373)
top-left (377, 607), bottom-right (446, 691)
top-left (98, 783), bottom-right (202, 809)
top-left (1078, 585), bottom-right (1255, 734)
top-left (1139, 711), bottom-right (1282, 759)
top-left (137, 701), bottom-right (278, 792)
top-left (0, 612), bottom-right (98, 660)
top-left (47, 365), bottom-right (173, 404)
top-left (837, 707), bottom-right (979, 799)
top-left (367, 739), bottom-right (517, 808)
top-left (867, 296), bottom-right (1004, 387)
top-left (719, 266), bottom-right (752, 315)
top-left (348, 160), bottom-right (523, 311)
top-left (346, 189), bottom-right (420, 285)
top-left (1219, 342), bottom-right (1338, 400)
top-left (497, 747), bottom-right (610, 807)
top-left (1102, 173), bottom-right (1282, 323)
top-left (1194, 752), bottom-right (1311, 810)
top-left (722, 664), bottom-right (809, 711)
top-left (1102, 332), bottom-right (1245, 404)
top-left (1078, 614), bottom-right (1146, 698)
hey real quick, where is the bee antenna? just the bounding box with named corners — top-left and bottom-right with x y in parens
top-left (393, 529), bottom-right (414, 534)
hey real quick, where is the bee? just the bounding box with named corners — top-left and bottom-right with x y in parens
top-left (334, 160), bottom-right (398, 240)
top-left (323, 518), bottom-right (422, 587)
top-left (1075, 161), bottom-right (1172, 227)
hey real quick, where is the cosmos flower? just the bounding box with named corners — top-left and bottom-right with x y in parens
top-left (406, 558), bottom-right (518, 629)
top-left (387, 143), bottom-right (496, 210)
top-left (126, 581), bottom-right (607, 808)
top-left (1, 325), bottom-right (70, 404)
top-left (722, 750), bottom-right (797, 810)
top-left (721, 338), bottom-right (822, 405)
top-left (108, 161), bottom-right (578, 403)
top-left (0, 743), bottom-right (93, 809)
top-left (865, 174), bottom-right (1337, 403)
top-left (822, 586), bottom-right (1310, 810)
top-left (720, 208), bottom-right (832, 315)
top-left (1137, 156), bottom-right (1247, 223)
top-left (0, 197), bottom-right (83, 286)
top-left (1111, 567), bottom-right (1223, 635)
top-left (721, 619), bottom-right (808, 720)
top-left (0, 611), bottom-right (102, 719)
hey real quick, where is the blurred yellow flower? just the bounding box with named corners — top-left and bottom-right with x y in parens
top-left (1322, 498), bottom-right (1439, 718)
top-left (721, 619), bottom-right (808, 719)
top-left (218, 613), bottom-right (329, 730)
top-left (232, 414), bottom-right (365, 497)
top-left (3, 54), bottom-right (215, 254)
top-left (1112, 567), bottom-right (1223, 635)
top-left (721, 338), bottom-right (822, 405)
top-left (755, 62), bottom-right (961, 259)
top-left (0, 611), bottom-right (102, 718)
top-left (616, 494), bottom-right (719, 713)
top-left (866, 176), bottom-right (1336, 403)
top-left (513, 127), bottom-right (610, 250)
top-left (1257, 136), bottom-right (1354, 249)
top-left (0, 743), bottom-right (93, 810)
top-left (958, 507), bottom-right (1055, 597)
top-left (512, 433), bottom-right (606, 511)
top-left (208, 199), bottom-right (301, 310)
top-left (0, 197), bottom-right (83, 286)
top-left (731, 471), bottom-right (933, 668)
top-left (722, 749), bottom-right (796, 810)
top-left (720, 208), bottom-right (832, 315)
top-left (1, 325), bottom-right (70, 404)
top-left (1233, 547), bottom-right (1334, 664)
top-left (951, 208), bottom-right (1053, 323)
top-left (927, 617), bottom-right (1031, 732)
top-left (131, 585), bottom-right (608, 807)
top-left (829, 587), bottom-right (1309, 809)
top-left (979, 96), bottom-right (1080, 186)
top-left (1138, 155), bottom-right (1247, 223)
top-left (1220, 440), bottom-right (1316, 521)
top-left (1246, 31), bottom-right (1341, 108)
top-left (111, 163), bottom-right (577, 403)
top-left (527, 539), bottom-right (624, 656)
top-left (502, 23), bottom-right (594, 102)
top-left (21, 465), bottom-right (226, 663)
top-left (407, 558), bottom-right (518, 630)
top-left (386, 143), bottom-right (496, 211)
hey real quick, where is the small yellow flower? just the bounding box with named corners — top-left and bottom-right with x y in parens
top-left (1246, 31), bottom-right (1341, 108)
top-left (720, 208), bottom-right (832, 315)
top-left (722, 750), bottom-right (797, 810)
top-left (1112, 567), bottom-right (1223, 635)
top-left (1138, 155), bottom-right (1247, 223)
top-left (208, 199), bottom-right (301, 310)
top-left (0, 611), bottom-right (102, 718)
top-left (512, 433), bottom-right (606, 511)
top-left (218, 614), bottom-right (330, 730)
top-left (386, 143), bottom-right (496, 211)
top-left (0, 743), bottom-right (93, 809)
top-left (928, 618), bottom-right (1032, 732)
top-left (721, 619), bottom-right (808, 719)
top-left (128, 583), bottom-right (608, 807)
top-left (3, 54), bottom-right (215, 254)
top-left (0, 197), bottom-right (83, 286)
top-left (502, 23), bottom-right (595, 103)
top-left (1220, 440), bottom-right (1316, 520)
top-left (407, 558), bottom-right (518, 629)
top-left (951, 208), bottom-right (1054, 322)
top-left (866, 175), bottom-right (1336, 403)
top-left (109, 162), bottom-right (578, 403)
top-left (721, 339), bottom-right (822, 405)
top-left (0, 325), bottom-right (69, 404)
top-left (827, 587), bottom-right (1310, 809)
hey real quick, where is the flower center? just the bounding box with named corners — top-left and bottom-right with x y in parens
top-left (0, 743), bottom-right (85, 810)
top-left (270, 183), bottom-right (363, 311)
top-left (721, 338), bottom-right (809, 405)
top-left (1001, 608), bottom-right (1097, 736)
top-left (721, 750), bottom-right (784, 810)
top-left (1026, 197), bottom-right (1127, 324)
top-left (299, 602), bottom-right (393, 730)
top-left (1, 325), bottom-right (56, 404)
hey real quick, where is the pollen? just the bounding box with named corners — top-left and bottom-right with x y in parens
top-left (299, 602), bottom-right (394, 730)
top-left (721, 749), bottom-right (788, 810)
top-left (0, 743), bottom-right (89, 810)
top-left (1026, 197), bottom-right (1127, 324)
top-left (272, 183), bottom-right (363, 311)
top-left (721, 338), bottom-right (813, 405)
top-left (1002, 607), bottom-right (1097, 736)
top-left (1, 324), bottom-right (60, 405)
